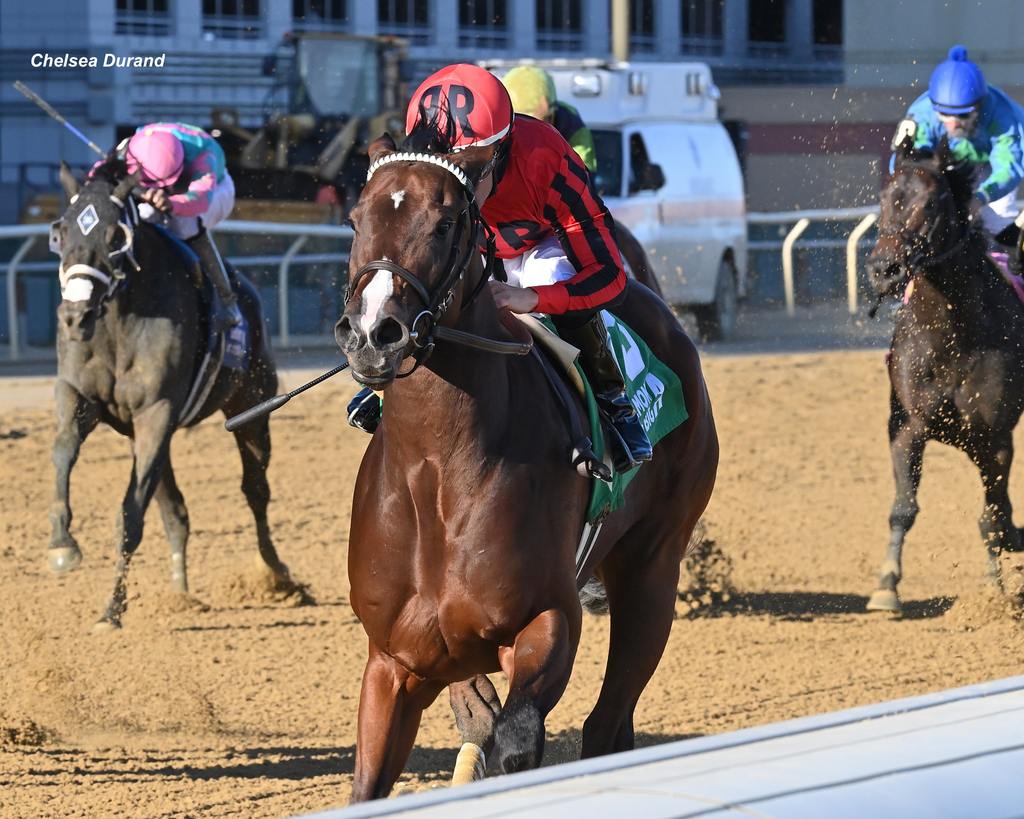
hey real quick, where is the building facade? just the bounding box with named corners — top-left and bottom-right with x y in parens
top-left (0, 0), bottom-right (842, 220)
top-left (3, 1), bottom-right (1022, 219)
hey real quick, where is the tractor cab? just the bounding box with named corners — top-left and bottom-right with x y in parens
top-left (210, 32), bottom-right (408, 216)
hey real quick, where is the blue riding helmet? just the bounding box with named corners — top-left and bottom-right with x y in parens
top-left (929, 45), bottom-right (987, 115)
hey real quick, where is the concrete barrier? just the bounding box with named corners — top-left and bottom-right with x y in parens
top-left (307, 674), bottom-right (1024, 818)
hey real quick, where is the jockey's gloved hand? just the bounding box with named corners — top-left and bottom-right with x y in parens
top-left (137, 202), bottom-right (162, 223)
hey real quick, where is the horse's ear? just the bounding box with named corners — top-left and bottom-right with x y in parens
top-left (936, 135), bottom-right (953, 169)
top-left (112, 170), bottom-right (139, 204)
top-left (59, 161), bottom-right (79, 199)
top-left (368, 133), bottom-right (397, 165)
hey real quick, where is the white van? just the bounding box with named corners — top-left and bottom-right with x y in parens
top-left (484, 60), bottom-right (747, 339)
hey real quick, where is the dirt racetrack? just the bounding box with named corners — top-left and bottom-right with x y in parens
top-left (2, 308), bottom-right (1024, 817)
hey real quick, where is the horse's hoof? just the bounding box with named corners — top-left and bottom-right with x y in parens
top-left (91, 617), bottom-right (121, 633)
top-left (48, 545), bottom-right (83, 575)
top-left (866, 589), bottom-right (902, 613)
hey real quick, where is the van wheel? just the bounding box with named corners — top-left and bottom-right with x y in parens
top-left (695, 259), bottom-right (738, 341)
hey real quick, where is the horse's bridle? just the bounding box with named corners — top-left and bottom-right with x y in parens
top-left (52, 188), bottom-right (142, 310)
top-left (345, 151), bottom-right (531, 375)
top-left (877, 161), bottom-right (971, 271)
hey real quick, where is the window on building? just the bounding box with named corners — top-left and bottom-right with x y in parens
top-left (459, 0), bottom-right (508, 49)
top-left (747, 0), bottom-right (785, 57)
top-left (629, 0), bottom-right (655, 54)
top-left (294, 0), bottom-right (348, 32)
top-left (681, 0), bottom-right (723, 56)
top-left (116, 0), bottom-right (171, 36)
top-left (378, 0), bottom-right (430, 45)
top-left (536, 0), bottom-right (582, 52)
top-left (202, 0), bottom-right (262, 40)
top-left (813, 0), bottom-right (842, 58)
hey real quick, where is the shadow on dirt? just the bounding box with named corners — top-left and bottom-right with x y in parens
top-left (683, 591), bottom-right (954, 621)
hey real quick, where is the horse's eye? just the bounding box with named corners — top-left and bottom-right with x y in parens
top-left (435, 220), bottom-right (453, 237)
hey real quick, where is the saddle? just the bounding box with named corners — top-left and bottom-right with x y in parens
top-left (151, 225), bottom-right (249, 427)
top-left (513, 312), bottom-right (688, 513)
top-left (512, 312), bottom-right (688, 578)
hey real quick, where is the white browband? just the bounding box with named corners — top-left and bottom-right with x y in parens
top-left (366, 152), bottom-right (471, 191)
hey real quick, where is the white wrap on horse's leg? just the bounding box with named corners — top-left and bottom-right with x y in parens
top-left (451, 742), bottom-right (486, 785)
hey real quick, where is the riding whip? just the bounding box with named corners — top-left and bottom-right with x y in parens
top-left (12, 81), bottom-right (106, 157)
top-left (224, 361), bottom-right (350, 431)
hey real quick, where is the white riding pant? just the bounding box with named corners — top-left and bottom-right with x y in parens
top-left (982, 187), bottom-right (1017, 236)
top-left (158, 173), bottom-right (236, 240)
top-left (495, 236), bottom-right (575, 289)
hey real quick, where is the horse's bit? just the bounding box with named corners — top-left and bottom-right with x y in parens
top-left (345, 151), bottom-right (531, 375)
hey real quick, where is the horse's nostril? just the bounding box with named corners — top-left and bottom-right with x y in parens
top-left (369, 317), bottom-right (406, 349)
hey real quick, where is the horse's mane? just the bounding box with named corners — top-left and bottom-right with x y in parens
top-left (86, 157), bottom-right (129, 188)
top-left (401, 98), bottom-right (512, 185)
top-left (402, 99), bottom-right (459, 154)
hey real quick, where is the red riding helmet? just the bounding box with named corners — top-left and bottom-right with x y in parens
top-left (405, 63), bottom-right (513, 151)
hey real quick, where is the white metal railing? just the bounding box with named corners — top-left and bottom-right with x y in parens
top-left (0, 220), bottom-right (353, 361)
top-left (747, 206), bottom-right (879, 316)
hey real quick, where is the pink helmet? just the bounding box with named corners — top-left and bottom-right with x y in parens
top-left (125, 126), bottom-right (185, 187)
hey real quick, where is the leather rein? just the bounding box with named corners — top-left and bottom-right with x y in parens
top-left (345, 152), bottom-right (531, 376)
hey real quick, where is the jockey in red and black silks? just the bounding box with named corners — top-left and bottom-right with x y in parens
top-left (403, 62), bottom-right (626, 318)
top-left (348, 62), bottom-right (651, 472)
top-left (479, 113), bottom-right (626, 316)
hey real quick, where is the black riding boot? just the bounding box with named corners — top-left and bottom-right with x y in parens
top-left (347, 387), bottom-right (381, 433)
top-left (562, 314), bottom-right (653, 473)
top-left (188, 228), bottom-right (242, 332)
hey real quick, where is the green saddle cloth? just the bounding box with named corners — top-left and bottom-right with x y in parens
top-left (539, 312), bottom-right (689, 523)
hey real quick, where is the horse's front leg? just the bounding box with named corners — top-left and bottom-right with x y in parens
top-left (153, 459), bottom-right (190, 593)
top-left (449, 674), bottom-right (501, 783)
top-left (351, 642), bottom-right (445, 802)
top-left (966, 433), bottom-right (1017, 593)
top-left (48, 380), bottom-right (99, 574)
top-left (868, 400), bottom-right (925, 614)
top-left (95, 399), bottom-right (174, 630)
top-left (489, 606), bottom-right (580, 776)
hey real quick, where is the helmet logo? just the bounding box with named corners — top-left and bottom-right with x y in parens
top-left (420, 83), bottom-right (477, 138)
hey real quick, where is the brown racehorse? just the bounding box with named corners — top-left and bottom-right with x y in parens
top-left (334, 135), bottom-right (718, 802)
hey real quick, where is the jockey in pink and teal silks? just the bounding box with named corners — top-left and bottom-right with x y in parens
top-left (117, 122), bottom-right (242, 330)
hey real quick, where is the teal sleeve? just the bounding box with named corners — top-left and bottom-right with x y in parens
top-left (978, 126), bottom-right (1024, 204)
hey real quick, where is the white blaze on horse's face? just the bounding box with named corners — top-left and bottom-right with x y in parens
top-left (359, 260), bottom-right (394, 337)
top-left (391, 190), bottom-right (405, 210)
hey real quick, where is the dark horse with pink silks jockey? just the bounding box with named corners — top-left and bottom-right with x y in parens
top-left (48, 160), bottom-right (304, 629)
top-left (865, 136), bottom-right (1024, 614)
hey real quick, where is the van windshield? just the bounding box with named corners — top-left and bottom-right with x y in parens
top-left (591, 128), bottom-right (622, 198)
